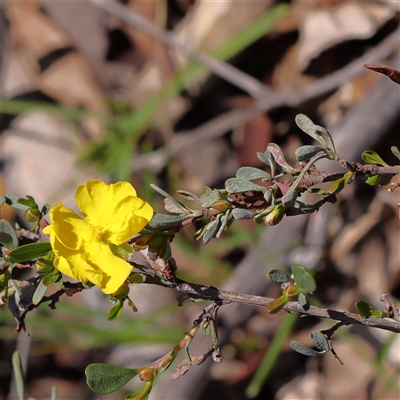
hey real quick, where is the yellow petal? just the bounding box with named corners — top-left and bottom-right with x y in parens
top-left (55, 253), bottom-right (104, 287)
top-left (48, 202), bottom-right (91, 251)
top-left (76, 180), bottom-right (153, 245)
top-left (85, 241), bottom-right (133, 294)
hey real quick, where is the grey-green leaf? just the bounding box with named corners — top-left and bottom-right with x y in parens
top-left (267, 143), bottom-right (297, 173)
top-left (391, 146), bottom-right (400, 161)
top-left (290, 341), bottom-right (326, 357)
top-left (147, 213), bottom-right (193, 230)
top-left (85, 363), bottom-right (139, 394)
top-left (236, 167), bottom-right (271, 181)
top-left (291, 264), bottom-right (316, 293)
top-left (0, 220), bottom-right (18, 249)
top-left (203, 217), bottom-right (221, 244)
top-left (32, 280), bottom-right (48, 305)
top-left (200, 188), bottom-right (222, 208)
top-left (232, 208), bottom-right (256, 220)
top-left (311, 331), bottom-right (330, 352)
top-left (281, 191), bottom-right (298, 208)
top-left (3, 194), bottom-right (31, 211)
top-left (225, 178), bottom-right (266, 193)
top-left (257, 150), bottom-right (276, 178)
top-left (267, 269), bottom-right (292, 283)
top-left (295, 145), bottom-right (326, 162)
top-left (298, 292), bottom-right (310, 310)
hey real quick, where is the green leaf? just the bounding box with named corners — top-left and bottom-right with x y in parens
top-left (391, 146), bottom-right (400, 161)
top-left (311, 331), bottom-right (330, 352)
top-left (42, 269), bottom-right (62, 286)
top-left (267, 269), bottom-right (291, 283)
top-left (267, 143), bottom-right (297, 173)
top-left (365, 174), bottom-right (393, 186)
top-left (361, 150), bottom-right (388, 166)
top-left (290, 341), bottom-right (327, 357)
top-left (291, 264), bottom-right (316, 293)
top-left (0, 220), bottom-right (19, 249)
top-left (295, 145), bottom-right (326, 162)
top-left (108, 301), bottom-right (124, 321)
top-left (236, 166), bottom-right (271, 181)
top-left (266, 295), bottom-right (288, 314)
top-left (225, 178), bottom-right (266, 193)
top-left (7, 242), bottom-right (52, 263)
top-left (12, 351), bottom-right (25, 400)
top-left (17, 195), bottom-right (38, 209)
top-left (3, 194), bottom-right (31, 211)
top-left (355, 300), bottom-right (372, 317)
top-left (85, 363), bottom-right (139, 394)
top-left (126, 381), bottom-right (153, 400)
top-left (109, 242), bottom-right (133, 260)
top-left (32, 280), bottom-right (49, 305)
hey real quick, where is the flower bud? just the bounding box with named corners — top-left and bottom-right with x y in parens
top-left (283, 284), bottom-right (300, 301)
top-left (139, 366), bottom-right (155, 382)
top-left (212, 200), bottom-right (230, 212)
top-left (0, 272), bottom-right (8, 290)
top-left (112, 283), bottom-right (130, 300)
top-left (24, 208), bottom-right (41, 223)
top-left (263, 204), bottom-right (284, 226)
top-left (34, 259), bottom-right (55, 275)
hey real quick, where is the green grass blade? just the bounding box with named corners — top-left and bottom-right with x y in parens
top-left (245, 312), bottom-right (297, 398)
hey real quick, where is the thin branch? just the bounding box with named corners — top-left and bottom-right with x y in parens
top-left (138, 269), bottom-right (400, 334)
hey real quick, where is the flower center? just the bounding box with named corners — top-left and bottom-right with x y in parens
top-left (90, 225), bottom-right (104, 242)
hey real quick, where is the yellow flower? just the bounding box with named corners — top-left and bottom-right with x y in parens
top-left (43, 180), bottom-right (153, 294)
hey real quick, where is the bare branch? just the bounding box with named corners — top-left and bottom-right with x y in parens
top-left (139, 270), bottom-right (400, 334)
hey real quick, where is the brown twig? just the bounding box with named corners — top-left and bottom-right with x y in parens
top-left (138, 269), bottom-right (400, 334)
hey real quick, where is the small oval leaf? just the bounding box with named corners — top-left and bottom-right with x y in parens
top-left (7, 242), bottom-right (52, 263)
top-left (355, 300), bottom-right (372, 317)
top-left (290, 341), bottom-right (326, 357)
top-left (361, 150), bottom-right (388, 166)
top-left (291, 264), bottom-right (316, 293)
top-left (108, 301), bottom-right (124, 321)
top-left (267, 143), bottom-right (297, 173)
top-left (311, 331), bottom-right (330, 352)
top-left (236, 167), bottom-right (271, 181)
top-left (298, 292), bottom-right (310, 310)
top-left (391, 146), bottom-right (400, 161)
top-left (232, 208), bottom-right (256, 220)
top-left (147, 213), bottom-right (193, 230)
top-left (295, 145), bottom-right (326, 162)
top-left (267, 269), bottom-right (291, 283)
top-left (225, 178), bottom-right (266, 193)
top-left (32, 280), bottom-right (48, 305)
top-left (85, 363), bottom-right (139, 394)
top-left (0, 220), bottom-right (19, 249)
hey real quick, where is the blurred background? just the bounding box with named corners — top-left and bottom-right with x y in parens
top-left (1, 1), bottom-right (399, 399)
